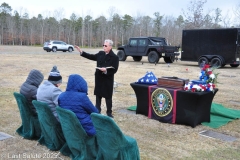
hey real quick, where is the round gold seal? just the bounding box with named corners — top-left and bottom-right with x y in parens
top-left (151, 88), bottom-right (173, 117)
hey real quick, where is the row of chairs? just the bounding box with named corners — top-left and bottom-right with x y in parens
top-left (13, 92), bottom-right (140, 160)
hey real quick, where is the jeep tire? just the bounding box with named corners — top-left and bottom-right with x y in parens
top-left (117, 50), bottom-right (127, 61)
top-left (148, 51), bottom-right (159, 63)
top-left (164, 56), bottom-right (175, 63)
top-left (132, 56), bottom-right (142, 61)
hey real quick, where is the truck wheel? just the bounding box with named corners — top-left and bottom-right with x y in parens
top-left (230, 64), bottom-right (239, 67)
top-left (163, 56), bottom-right (175, 63)
top-left (132, 56), bottom-right (142, 61)
top-left (148, 51), bottom-right (159, 63)
top-left (210, 58), bottom-right (222, 68)
top-left (198, 57), bottom-right (209, 67)
top-left (117, 50), bottom-right (126, 61)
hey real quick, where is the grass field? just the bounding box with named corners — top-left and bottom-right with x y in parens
top-left (0, 46), bottom-right (240, 160)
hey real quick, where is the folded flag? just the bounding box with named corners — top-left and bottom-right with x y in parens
top-left (136, 71), bottom-right (158, 84)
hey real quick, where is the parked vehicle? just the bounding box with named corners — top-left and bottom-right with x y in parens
top-left (117, 37), bottom-right (180, 63)
top-left (43, 40), bottom-right (74, 52)
top-left (181, 28), bottom-right (240, 68)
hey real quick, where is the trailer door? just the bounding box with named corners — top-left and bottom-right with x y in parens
top-left (237, 31), bottom-right (240, 56)
top-left (236, 29), bottom-right (240, 63)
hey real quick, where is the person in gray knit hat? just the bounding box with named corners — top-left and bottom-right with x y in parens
top-left (37, 65), bottom-right (62, 121)
top-left (20, 69), bottom-right (44, 116)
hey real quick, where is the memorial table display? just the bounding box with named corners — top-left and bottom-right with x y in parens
top-left (131, 64), bottom-right (219, 127)
top-left (130, 83), bottom-right (218, 127)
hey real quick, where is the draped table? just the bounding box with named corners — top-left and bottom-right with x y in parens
top-left (130, 83), bottom-right (218, 127)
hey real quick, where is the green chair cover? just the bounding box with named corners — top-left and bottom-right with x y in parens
top-left (56, 106), bottom-right (98, 160)
top-left (91, 113), bottom-right (140, 160)
top-left (32, 100), bottom-right (71, 156)
top-left (13, 92), bottom-right (41, 139)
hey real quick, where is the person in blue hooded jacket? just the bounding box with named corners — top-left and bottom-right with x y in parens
top-left (58, 74), bottom-right (99, 136)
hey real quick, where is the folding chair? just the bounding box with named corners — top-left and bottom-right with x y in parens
top-left (56, 106), bottom-right (98, 160)
top-left (13, 92), bottom-right (41, 139)
top-left (91, 113), bottom-right (140, 160)
top-left (32, 100), bottom-right (71, 156)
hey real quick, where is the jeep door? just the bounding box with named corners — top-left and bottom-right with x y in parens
top-left (138, 39), bottom-right (147, 55)
top-left (125, 39), bottom-right (138, 55)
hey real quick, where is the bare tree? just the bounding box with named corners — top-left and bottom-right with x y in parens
top-left (107, 6), bottom-right (120, 41)
top-left (140, 16), bottom-right (152, 36)
top-left (1, 1), bottom-right (239, 46)
top-left (95, 15), bottom-right (107, 45)
top-left (112, 13), bottom-right (122, 47)
top-left (16, 7), bottom-right (29, 45)
top-left (233, 2), bottom-right (240, 26)
top-left (182, 0), bottom-right (208, 29)
top-left (69, 13), bottom-right (77, 45)
top-left (221, 12), bottom-right (233, 28)
top-left (122, 14), bottom-right (133, 43)
top-left (53, 8), bottom-right (65, 40)
top-left (212, 8), bottom-right (222, 28)
top-left (153, 12), bottom-right (163, 36)
top-left (0, 2), bottom-right (12, 44)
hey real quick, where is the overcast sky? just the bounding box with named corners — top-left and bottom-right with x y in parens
top-left (2, 0), bottom-right (240, 20)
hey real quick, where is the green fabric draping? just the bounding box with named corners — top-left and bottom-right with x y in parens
top-left (32, 100), bottom-right (71, 156)
top-left (91, 113), bottom-right (140, 160)
top-left (56, 107), bottom-right (98, 160)
top-left (13, 92), bottom-right (41, 139)
top-left (202, 103), bottom-right (240, 128)
top-left (127, 106), bottom-right (137, 111)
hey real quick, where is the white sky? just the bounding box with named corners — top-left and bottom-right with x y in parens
top-left (2, 0), bottom-right (240, 20)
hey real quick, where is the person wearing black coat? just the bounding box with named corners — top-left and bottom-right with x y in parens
top-left (74, 39), bottom-right (119, 118)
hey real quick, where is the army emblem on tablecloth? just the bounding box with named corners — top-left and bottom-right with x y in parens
top-left (151, 88), bottom-right (173, 117)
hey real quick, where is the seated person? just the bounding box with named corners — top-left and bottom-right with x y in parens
top-left (37, 65), bottom-right (62, 121)
top-left (58, 74), bottom-right (99, 136)
top-left (20, 69), bottom-right (44, 116)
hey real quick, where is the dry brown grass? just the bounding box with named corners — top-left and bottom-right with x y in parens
top-left (0, 46), bottom-right (240, 160)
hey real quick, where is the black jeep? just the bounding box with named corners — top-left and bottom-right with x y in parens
top-left (117, 37), bottom-right (180, 63)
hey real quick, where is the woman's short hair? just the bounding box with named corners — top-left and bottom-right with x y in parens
top-left (105, 39), bottom-right (113, 46)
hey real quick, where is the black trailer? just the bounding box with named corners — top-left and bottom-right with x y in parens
top-left (181, 28), bottom-right (240, 68)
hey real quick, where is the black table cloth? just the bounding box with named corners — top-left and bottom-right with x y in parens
top-left (130, 82), bottom-right (218, 127)
top-left (130, 83), bottom-right (151, 116)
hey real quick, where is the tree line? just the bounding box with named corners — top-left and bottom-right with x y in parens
top-left (0, 0), bottom-right (240, 48)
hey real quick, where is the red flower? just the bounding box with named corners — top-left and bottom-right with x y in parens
top-left (191, 88), bottom-right (196, 92)
top-left (202, 64), bottom-right (210, 71)
top-left (207, 71), bottom-right (212, 75)
top-left (212, 84), bottom-right (216, 88)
